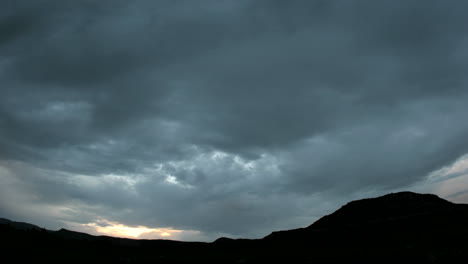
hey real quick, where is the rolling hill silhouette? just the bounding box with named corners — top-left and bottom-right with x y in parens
top-left (1, 192), bottom-right (468, 263)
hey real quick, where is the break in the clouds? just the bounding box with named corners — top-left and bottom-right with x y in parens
top-left (1, 0), bottom-right (468, 241)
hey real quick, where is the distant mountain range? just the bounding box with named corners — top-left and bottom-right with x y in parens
top-left (2, 191), bottom-right (468, 263)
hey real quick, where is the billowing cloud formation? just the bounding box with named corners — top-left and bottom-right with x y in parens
top-left (1, 0), bottom-right (468, 241)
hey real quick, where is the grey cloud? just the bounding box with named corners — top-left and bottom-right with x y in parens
top-left (282, 101), bottom-right (468, 194)
top-left (1, 0), bottom-right (252, 85)
top-left (1, 0), bottom-right (468, 240)
top-left (0, 0), bottom-right (256, 170)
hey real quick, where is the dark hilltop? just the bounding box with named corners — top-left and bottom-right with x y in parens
top-left (2, 192), bottom-right (468, 263)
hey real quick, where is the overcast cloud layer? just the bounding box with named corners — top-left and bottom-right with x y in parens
top-left (1, 0), bottom-right (468, 241)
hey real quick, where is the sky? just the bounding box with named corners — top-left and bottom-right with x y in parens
top-left (1, 0), bottom-right (468, 242)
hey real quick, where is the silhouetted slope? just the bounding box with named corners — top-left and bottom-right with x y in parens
top-left (0, 217), bottom-right (42, 231)
top-left (310, 191), bottom-right (454, 228)
top-left (263, 192), bottom-right (468, 263)
top-left (2, 192), bottom-right (468, 263)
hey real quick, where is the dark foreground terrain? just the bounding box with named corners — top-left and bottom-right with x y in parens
top-left (2, 192), bottom-right (468, 263)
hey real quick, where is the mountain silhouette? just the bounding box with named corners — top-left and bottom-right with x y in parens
top-left (311, 191), bottom-right (454, 228)
top-left (0, 218), bottom-right (43, 231)
top-left (1, 192), bottom-right (468, 263)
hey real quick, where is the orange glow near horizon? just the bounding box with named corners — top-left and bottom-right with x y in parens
top-left (82, 220), bottom-right (182, 239)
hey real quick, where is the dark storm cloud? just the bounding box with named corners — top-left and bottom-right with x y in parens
top-left (1, 0), bottom-right (468, 239)
top-left (0, 0), bottom-right (258, 171)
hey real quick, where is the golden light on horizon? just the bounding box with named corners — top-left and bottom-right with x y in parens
top-left (83, 220), bottom-right (182, 239)
top-left (160, 232), bottom-right (171, 237)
